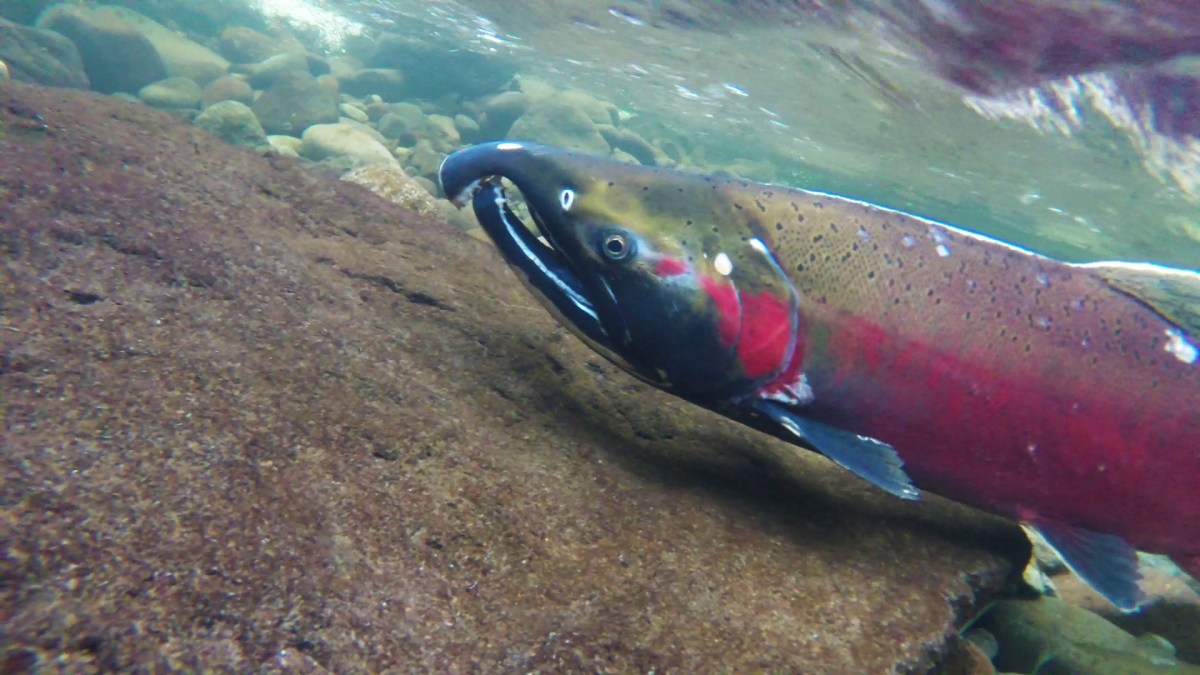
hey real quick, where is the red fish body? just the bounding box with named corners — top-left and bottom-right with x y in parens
top-left (775, 203), bottom-right (1200, 577)
top-left (440, 141), bottom-right (1200, 609)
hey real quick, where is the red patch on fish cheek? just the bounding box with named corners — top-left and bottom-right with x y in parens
top-left (738, 291), bottom-right (794, 379)
top-left (653, 256), bottom-right (689, 277)
top-left (699, 275), bottom-right (740, 347)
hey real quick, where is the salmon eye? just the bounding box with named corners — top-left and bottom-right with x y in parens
top-left (600, 229), bottom-right (635, 261)
top-left (560, 188), bottom-right (576, 211)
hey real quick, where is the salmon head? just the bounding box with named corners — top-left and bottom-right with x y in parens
top-left (439, 141), bottom-right (804, 404)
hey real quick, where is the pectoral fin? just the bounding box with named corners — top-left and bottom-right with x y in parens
top-left (751, 400), bottom-right (920, 500)
top-left (1024, 517), bottom-right (1146, 612)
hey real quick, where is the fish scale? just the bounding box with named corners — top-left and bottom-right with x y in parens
top-left (440, 141), bottom-right (1200, 610)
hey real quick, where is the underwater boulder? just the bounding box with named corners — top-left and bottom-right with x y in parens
top-left (973, 597), bottom-right (1197, 673)
top-left (139, 76), bottom-right (202, 110)
top-left (201, 75), bottom-right (253, 108)
top-left (37, 3), bottom-right (166, 94)
top-left (376, 102), bottom-right (428, 141)
top-left (339, 68), bottom-right (406, 102)
top-left (193, 100), bottom-right (267, 149)
top-left (0, 17), bottom-right (88, 90)
top-left (341, 163), bottom-right (445, 219)
top-left (300, 122), bottom-right (398, 169)
top-left (250, 70), bottom-right (338, 135)
top-left (88, 5), bottom-right (229, 85)
top-left (218, 25), bottom-right (301, 64)
top-left (507, 100), bottom-right (611, 156)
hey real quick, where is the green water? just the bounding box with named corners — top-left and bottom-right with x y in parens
top-left (342, 0), bottom-right (1200, 268)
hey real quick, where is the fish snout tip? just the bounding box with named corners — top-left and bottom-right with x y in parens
top-left (445, 177), bottom-right (489, 209)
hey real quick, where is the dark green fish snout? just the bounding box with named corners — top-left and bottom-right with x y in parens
top-left (438, 141), bottom-right (802, 402)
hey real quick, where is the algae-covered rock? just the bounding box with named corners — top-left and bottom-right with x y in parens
top-left (251, 70), bottom-right (337, 135)
top-left (139, 76), bottom-right (202, 110)
top-left (598, 125), bottom-right (671, 167)
top-left (0, 16), bottom-right (89, 89)
top-left (339, 102), bottom-right (369, 124)
top-left (377, 101), bottom-right (427, 141)
top-left (266, 133), bottom-right (302, 158)
top-left (555, 88), bottom-right (617, 126)
top-left (0, 0), bottom-right (55, 24)
top-left (508, 100), bottom-right (611, 156)
top-left (246, 51), bottom-right (309, 89)
top-left (340, 67), bottom-right (406, 102)
top-left (218, 25), bottom-right (298, 64)
top-left (973, 597), bottom-right (1200, 673)
top-left (404, 138), bottom-right (445, 179)
top-left (300, 121), bottom-right (397, 168)
top-left (2, 81), bottom-right (1025, 673)
top-left (89, 5), bottom-right (229, 85)
top-left (425, 113), bottom-right (461, 148)
top-left (454, 113), bottom-right (480, 142)
top-left (479, 90), bottom-right (528, 137)
top-left (193, 100), bottom-right (266, 148)
top-left (201, 74), bottom-right (253, 108)
top-left (37, 3), bottom-right (166, 94)
top-left (341, 163), bottom-right (444, 218)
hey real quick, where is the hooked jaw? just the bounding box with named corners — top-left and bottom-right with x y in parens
top-left (439, 142), bottom-right (630, 364)
top-left (439, 141), bottom-right (807, 402)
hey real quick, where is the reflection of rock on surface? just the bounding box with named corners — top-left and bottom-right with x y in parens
top-left (2, 81), bottom-right (1026, 672)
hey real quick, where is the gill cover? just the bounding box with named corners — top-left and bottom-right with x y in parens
top-left (439, 141), bottom-right (803, 402)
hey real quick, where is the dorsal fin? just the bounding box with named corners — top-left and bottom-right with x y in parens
top-left (1080, 262), bottom-right (1200, 336)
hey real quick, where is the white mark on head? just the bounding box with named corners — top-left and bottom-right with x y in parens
top-left (1036, 272), bottom-right (1051, 287)
top-left (1164, 328), bottom-right (1198, 364)
top-left (1027, 443), bottom-right (1038, 458)
top-left (748, 237), bottom-right (770, 255)
top-left (936, 244), bottom-right (951, 257)
top-left (901, 234), bottom-right (916, 248)
top-left (857, 226), bottom-right (870, 240)
top-left (559, 188), bottom-right (575, 211)
top-left (928, 227), bottom-right (948, 244)
top-left (966, 279), bottom-right (978, 291)
top-left (496, 142), bottom-right (524, 151)
top-left (714, 252), bottom-right (733, 276)
top-left (1036, 316), bottom-right (1051, 330)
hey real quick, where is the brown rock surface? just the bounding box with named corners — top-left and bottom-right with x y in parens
top-left (0, 82), bottom-right (1026, 672)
